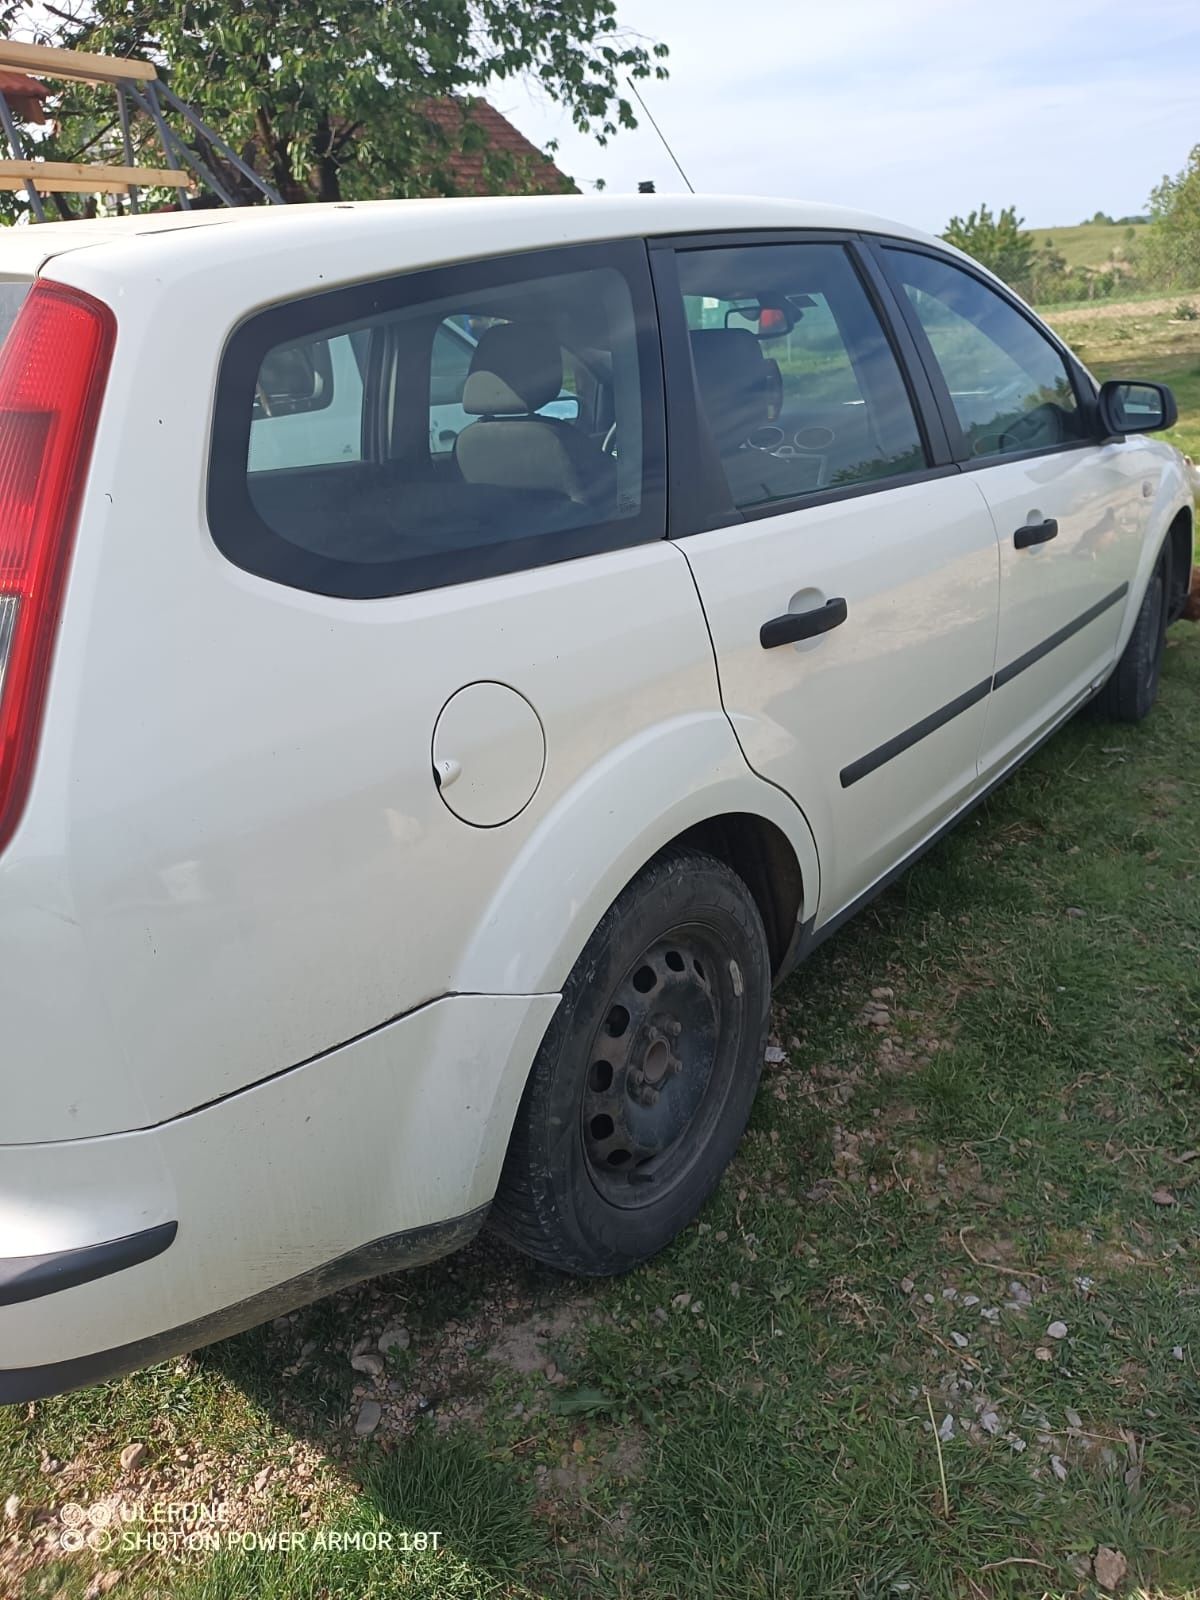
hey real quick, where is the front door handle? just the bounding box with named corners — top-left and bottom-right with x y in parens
top-left (760, 597), bottom-right (848, 650)
top-left (1014, 518), bottom-right (1058, 550)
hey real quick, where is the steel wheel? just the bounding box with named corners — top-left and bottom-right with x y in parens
top-left (580, 927), bottom-right (732, 1208)
top-left (491, 847), bottom-right (771, 1275)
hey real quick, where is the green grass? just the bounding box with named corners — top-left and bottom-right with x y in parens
top-left (1047, 296), bottom-right (1200, 460)
top-left (3, 325), bottom-right (1199, 1598)
top-left (1028, 220), bottom-right (1150, 273)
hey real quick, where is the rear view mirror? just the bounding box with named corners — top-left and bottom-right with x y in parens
top-left (724, 302), bottom-right (797, 339)
top-left (254, 338), bottom-right (335, 419)
top-left (1097, 379), bottom-right (1177, 436)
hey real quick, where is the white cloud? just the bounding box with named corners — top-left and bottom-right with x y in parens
top-left (490, 0), bottom-right (1199, 230)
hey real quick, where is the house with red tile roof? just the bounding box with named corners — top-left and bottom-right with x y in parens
top-left (418, 98), bottom-right (577, 196)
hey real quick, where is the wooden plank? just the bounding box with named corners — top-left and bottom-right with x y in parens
top-left (0, 40), bottom-right (157, 85)
top-left (0, 159), bottom-right (188, 188)
top-left (0, 176), bottom-right (130, 194)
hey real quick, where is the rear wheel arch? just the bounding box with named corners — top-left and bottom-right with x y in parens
top-left (491, 843), bottom-right (773, 1274)
top-left (664, 812), bottom-right (806, 980)
top-left (477, 804), bottom-right (811, 1255)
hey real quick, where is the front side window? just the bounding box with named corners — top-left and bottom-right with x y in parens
top-left (673, 242), bottom-right (926, 512)
top-left (884, 249), bottom-right (1087, 460)
top-left (210, 243), bottom-right (663, 598)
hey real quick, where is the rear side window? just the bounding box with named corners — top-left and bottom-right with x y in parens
top-left (884, 249), bottom-right (1087, 459)
top-left (209, 241), bottom-right (665, 599)
top-left (672, 242), bottom-right (926, 511)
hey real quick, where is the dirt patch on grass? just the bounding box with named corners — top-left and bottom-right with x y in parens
top-left (486, 1301), bottom-right (588, 1379)
top-left (1049, 294), bottom-right (1199, 325)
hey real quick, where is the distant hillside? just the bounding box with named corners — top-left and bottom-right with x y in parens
top-left (1027, 218), bottom-right (1149, 272)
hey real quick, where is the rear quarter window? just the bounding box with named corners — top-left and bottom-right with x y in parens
top-left (208, 241), bottom-right (666, 599)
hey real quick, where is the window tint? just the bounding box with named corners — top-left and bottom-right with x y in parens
top-left (210, 244), bottom-right (663, 599)
top-left (248, 332), bottom-right (365, 471)
top-left (428, 318), bottom-right (582, 457)
top-left (885, 250), bottom-right (1087, 459)
top-left (674, 242), bottom-right (926, 511)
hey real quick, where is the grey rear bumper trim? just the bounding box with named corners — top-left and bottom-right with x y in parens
top-left (0, 1207), bottom-right (486, 1404)
top-left (0, 1221), bottom-right (179, 1308)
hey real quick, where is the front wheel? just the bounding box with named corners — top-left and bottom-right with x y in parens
top-left (1094, 546), bottom-right (1169, 723)
top-left (490, 848), bottom-right (771, 1276)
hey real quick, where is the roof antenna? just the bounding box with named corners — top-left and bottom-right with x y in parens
top-left (625, 76), bottom-right (695, 194)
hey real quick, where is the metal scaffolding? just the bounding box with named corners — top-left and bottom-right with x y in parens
top-left (0, 38), bottom-right (283, 218)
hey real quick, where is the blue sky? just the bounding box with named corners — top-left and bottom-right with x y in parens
top-left (491, 0), bottom-right (1200, 231)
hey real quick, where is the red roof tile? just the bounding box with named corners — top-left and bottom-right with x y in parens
top-left (418, 98), bottom-right (576, 196)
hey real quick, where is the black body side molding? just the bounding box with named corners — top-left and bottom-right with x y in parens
top-left (0, 1221), bottom-right (178, 1308)
top-left (992, 583), bottom-right (1128, 690)
top-left (840, 583), bottom-right (1130, 788)
top-left (840, 678), bottom-right (991, 788)
top-left (797, 678), bottom-right (1102, 966)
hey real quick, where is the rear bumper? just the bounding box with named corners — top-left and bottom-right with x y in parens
top-left (0, 1210), bottom-right (484, 1404)
top-left (0, 990), bottom-right (558, 1400)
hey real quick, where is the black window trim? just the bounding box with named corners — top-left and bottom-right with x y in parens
top-left (647, 229), bottom-right (960, 539)
top-left (865, 236), bottom-right (1103, 472)
top-left (208, 239), bottom-right (668, 601)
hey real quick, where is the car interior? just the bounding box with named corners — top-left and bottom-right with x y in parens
top-left (890, 254), bottom-right (1087, 457)
top-left (245, 266), bottom-right (642, 566)
top-left (677, 245), bottom-right (928, 509)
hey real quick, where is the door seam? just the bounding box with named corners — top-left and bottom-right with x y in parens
top-left (666, 539), bottom-right (823, 914)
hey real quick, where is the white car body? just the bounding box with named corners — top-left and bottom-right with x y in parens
top-left (0, 195), bottom-right (1191, 1399)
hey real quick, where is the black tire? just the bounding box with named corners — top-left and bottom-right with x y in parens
top-left (490, 848), bottom-right (771, 1276)
top-left (1094, 545), bottom-right (1169, 723)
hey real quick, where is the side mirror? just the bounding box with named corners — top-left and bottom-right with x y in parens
top-left (253, 338), bottom-right (335, 420)
top-left (1097, 379), bottom-right (1177, 436)
top-left (543, 394), bottom-right (580, 422)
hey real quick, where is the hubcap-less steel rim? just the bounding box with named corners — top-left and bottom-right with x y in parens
top-left (580, 925), bottom-right (737, 1209)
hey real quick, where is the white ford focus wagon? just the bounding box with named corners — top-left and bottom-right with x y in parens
top-left (0, 195), bottom-right (1192, 1402)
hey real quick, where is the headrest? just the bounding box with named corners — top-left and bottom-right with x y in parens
top-left (689, 328), bottom-right (771, 447)
top-left (461, 322), bottom-right (563, 416)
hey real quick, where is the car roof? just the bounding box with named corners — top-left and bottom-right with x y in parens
top-left (0, 193), bottom-right (948, 278)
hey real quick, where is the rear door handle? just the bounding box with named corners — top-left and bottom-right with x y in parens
top-left (1013, 518), bottom-right (1058, 549)
top-left (760, 597), bottom-right (848, 649)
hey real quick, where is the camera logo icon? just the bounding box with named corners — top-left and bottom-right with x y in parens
top-left (58, 1502), bottom-right (116, 1552)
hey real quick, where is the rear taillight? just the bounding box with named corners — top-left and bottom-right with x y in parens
top-left (0, 280), bottom-right (115, 855)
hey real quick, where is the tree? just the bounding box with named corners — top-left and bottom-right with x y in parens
top-left (1143, 144), bottom-right (1200, 290)
top-left (941, 204), bottom-right (1035, 294)
top-left (1027, 238), bottom-right (1073, 305)
top-left (2, 0), bottom-right (668, 214)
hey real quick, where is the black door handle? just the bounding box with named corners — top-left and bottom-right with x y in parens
top-left (1013, 518), bottom-right (1058, 549)
top-left (760, 597), bottom-right (848, 649)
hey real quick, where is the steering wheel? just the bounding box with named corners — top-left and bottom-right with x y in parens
top-left (972, 402), bottom-right (1064, 457)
